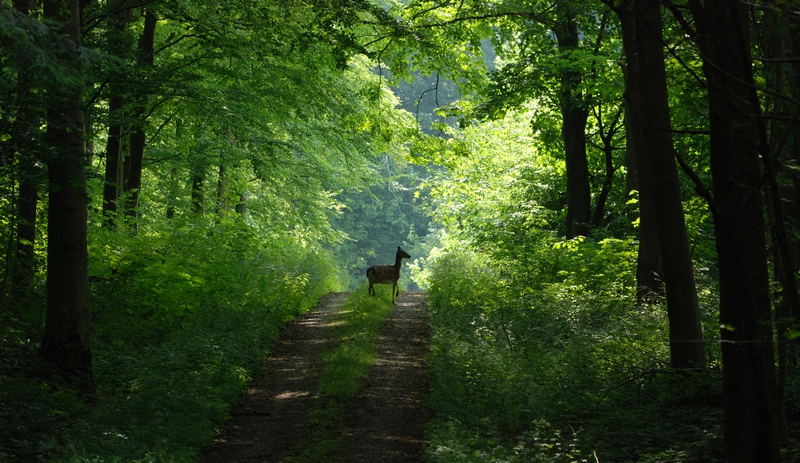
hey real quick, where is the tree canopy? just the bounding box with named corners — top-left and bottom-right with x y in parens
top-left (2, 0), bottom-right (800, 462)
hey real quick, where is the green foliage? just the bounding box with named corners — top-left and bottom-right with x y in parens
top-left (424, 242), bottom-right (725, 462)
top-left (425, 108), bottom-right (571, 247)
top-left (0, 6), bottom-right (98, 93)
top-left (2, 1), bottom-right (431, 459)
top-left (9, 0), bottom-right (795, 461)
top-left (0, 342), bottom-right (84, 461)
top-left (330, 159), bottom-right (431, 290)
top-left (377, 0), bottom-right (491, 96)
top-left (0, 218), bottom-right (341, 462)
top-left (429, 419), bottom-right (584, 463)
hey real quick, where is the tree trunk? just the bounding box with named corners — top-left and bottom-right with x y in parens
top-left (126, 122), bottom-right (145, 226)
top-left (12, 170), bottom-right (38, 303)
top-left (235, 193), bottom-right (247, 217)
top-left (191, 168), bottom-right (206, 215)
top-left (103, 96), bottom-right (124, 228)
top-left (217, 161), bottom-right (228, 215)
top-left (40, 0), bottom-right (93, 391)
top-left (792, 20), bottom-right (800, 272)
top-left (166, 165), bottom-right (179, 219)
top-left (687, 0), bottom-right (780, 460)
top-left (553, 2), bottom-right (591, 239)
top-left (85, 115), bottom-right (94, 164)
top-left (612, 0), bottom-right (662, 300)
top-left (166, 119), bottom-right (182, 219)
top-left (635, 0), bottom-right (705, 369)
top-left (13, 0), bottom-right (30, 14)
top-left (102, 0), bottom-right (132, 229)
top-left (590, 107), bottom-right (620, 227)
top-left (763, 6), bottom-right (800, 443)
top-left (10, 0), bottom-right (39, 305)
top-left (125, 9), bottom-right (157, 227)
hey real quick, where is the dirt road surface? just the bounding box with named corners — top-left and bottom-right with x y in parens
top-left (200, 291), bottom-right (430, 463)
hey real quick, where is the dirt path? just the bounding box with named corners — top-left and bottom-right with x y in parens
top-left (338, 291), bottom-right (431, 462)
top-left (200, 291), bottom-right (430, 463)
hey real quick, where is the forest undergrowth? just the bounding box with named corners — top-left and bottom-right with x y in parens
top-left (420, 236), bottom-right (800, 463)
top-left (0, 218), bottom-right (343, 462)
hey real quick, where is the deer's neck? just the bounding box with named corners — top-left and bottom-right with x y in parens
top-left (393, 253), bottom-right (403, 270)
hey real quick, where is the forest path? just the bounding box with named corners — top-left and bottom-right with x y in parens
top-left (200, 290), bottom-right (430, 463)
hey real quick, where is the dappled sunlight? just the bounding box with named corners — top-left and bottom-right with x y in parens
top-left (273, 390), bottom-right (311, 400)
top-left (318, 320), bottom-right (349, 328)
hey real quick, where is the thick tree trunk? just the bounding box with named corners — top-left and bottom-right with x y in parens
top-left (126, 123), bottom-right (145, 224)
top-left (10, 0), bottom-right (38, 305)
top-left (635, 0), bottom-right (704, 369)
top-left (793, 21), bottom-right (800, 270)
top-left (12, 0), bottom-right (30, 14)
top-left (40, 0), bottom-right (93, 391)
top-left (553, 3), bottom-right (591, 239)
top-left (613, 1), bottom-right (662, 300)
top-left (688, 0), bottom-right (780, 460)
top-left (764, 7), bottom-right (800, 443)
top-left (777, 13), bottom-right (800, 444)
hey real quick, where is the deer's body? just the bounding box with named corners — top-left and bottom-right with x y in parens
top-left (366, 246), bottom-right (411, 304)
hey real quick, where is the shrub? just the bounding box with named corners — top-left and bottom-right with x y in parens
top-left (0, 218), bottom-right (343, 462)
top-left (425, 238), bottom-right (724, 462)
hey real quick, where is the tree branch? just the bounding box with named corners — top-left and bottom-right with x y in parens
top-left (415, 10), bottom-right (551, 29)
top-left (674, 149), bottom-right (718, 220)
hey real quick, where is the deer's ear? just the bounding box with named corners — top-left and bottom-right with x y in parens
top-left (397, 246), bottom-right (401, 251)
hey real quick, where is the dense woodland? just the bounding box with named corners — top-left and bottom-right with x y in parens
top-left (2, 0), bottom-right (800, 461)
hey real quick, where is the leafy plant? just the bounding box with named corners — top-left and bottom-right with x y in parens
top-left (1, 217), bottom-right (342, 462)
top-left (424, 241), bottom-right (725, 462)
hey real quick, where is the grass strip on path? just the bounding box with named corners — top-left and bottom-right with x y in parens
top-left (284, 285), bottom-right (395, 463)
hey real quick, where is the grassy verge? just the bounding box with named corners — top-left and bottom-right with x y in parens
top-left (286, 284), bottom-right (395, 463)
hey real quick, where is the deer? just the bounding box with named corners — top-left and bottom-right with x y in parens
top-left (366, 246), bottom-right (411, 304)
